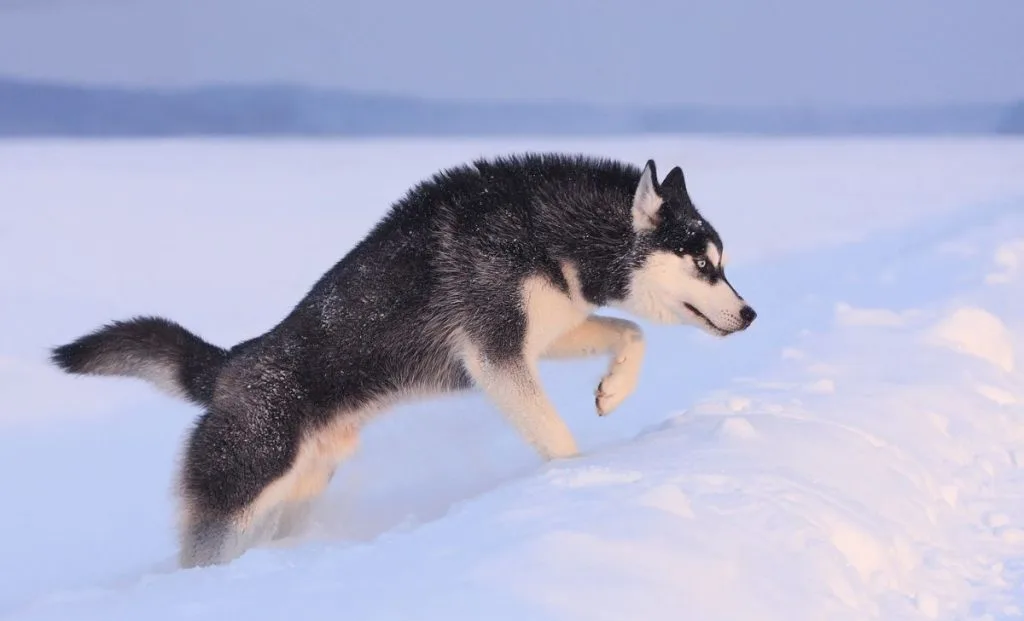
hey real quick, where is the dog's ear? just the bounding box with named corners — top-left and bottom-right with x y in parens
top-left (662, 166), bottom-right (687, 194)
top-left (632, 159), bottom-right (662, 231)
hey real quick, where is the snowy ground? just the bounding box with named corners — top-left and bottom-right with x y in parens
top-left (2, 136), bottom-right (1024, 620)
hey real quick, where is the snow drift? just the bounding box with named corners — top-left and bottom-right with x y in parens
top-left (1, 137), bottom-right (1023, 620)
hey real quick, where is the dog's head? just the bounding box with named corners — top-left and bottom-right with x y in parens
top-left (615, 159), bottom-right (756, 336)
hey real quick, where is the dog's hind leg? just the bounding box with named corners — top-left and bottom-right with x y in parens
top-left (174, 375), bottom-right (326, 568)
top-left (268, 467), bottom-right (334, 542)
top-left (177, 410), bottom-right (364, 565)
top-left (461, 343), bottom-right (579, 461)
top-left (271, 424), bottom-right (360, 541)
top-left (542, 316), bottom-right (646, 416)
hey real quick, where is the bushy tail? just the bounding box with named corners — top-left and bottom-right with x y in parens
top-left (50, 316), bottom-right (229, 407)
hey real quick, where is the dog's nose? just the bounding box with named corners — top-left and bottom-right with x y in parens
top-left (739, 305), bottom-right (757, 326)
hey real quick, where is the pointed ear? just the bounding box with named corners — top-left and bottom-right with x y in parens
top-left (632, 159), bottom-right (662, 231)
top-left (662, 166), bottom-right (686, 193)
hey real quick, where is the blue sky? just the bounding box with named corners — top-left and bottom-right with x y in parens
top-left (0, 0), bottom-right (1021, 106)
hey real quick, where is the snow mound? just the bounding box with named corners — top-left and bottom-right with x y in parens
top-left (929, 307), bottom-right (1015, 373)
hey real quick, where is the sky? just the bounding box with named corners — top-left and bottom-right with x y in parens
top-left (0, 0), bottom-right (1021, 106)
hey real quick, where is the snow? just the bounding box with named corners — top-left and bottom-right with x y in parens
top-left (2, 136), bottom-right (1024, 620)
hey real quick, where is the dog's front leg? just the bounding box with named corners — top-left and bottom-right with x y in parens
top-left (462, 348), bottom-right (579, 461)
top-left (542, 316), bottom-right (646, 416)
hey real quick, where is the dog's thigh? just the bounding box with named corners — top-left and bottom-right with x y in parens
top-left (177, 403), bottom-right (304, 568)
top-left (461, 344), bottom-right (578, 460)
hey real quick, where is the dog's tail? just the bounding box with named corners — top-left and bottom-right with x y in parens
top-left (50, 316), bottom-right (229, 408)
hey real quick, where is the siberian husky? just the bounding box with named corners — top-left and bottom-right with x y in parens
top-left (51, 153), bottom-right (757, 567)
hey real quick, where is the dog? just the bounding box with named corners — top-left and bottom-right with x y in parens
top-left (50, 153), bottom-right (757, 568)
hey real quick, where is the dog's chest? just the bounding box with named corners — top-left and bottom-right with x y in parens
top-left (519, 263), bottom-right (596, 358)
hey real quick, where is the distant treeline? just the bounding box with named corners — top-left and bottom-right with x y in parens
top-left (0, 76), bottom-right (1021, 137)
top-left (999, 102), bottom-right (1024, 134)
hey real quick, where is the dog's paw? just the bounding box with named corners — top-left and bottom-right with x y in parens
top-left (595, 352), bottom-right (642, 416)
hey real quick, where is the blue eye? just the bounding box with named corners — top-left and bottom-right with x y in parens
top-left (695, 258), bottom-right (707, 269)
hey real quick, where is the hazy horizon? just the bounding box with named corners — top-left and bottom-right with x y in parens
top-left (0, 0), bottom-right (1021, 107)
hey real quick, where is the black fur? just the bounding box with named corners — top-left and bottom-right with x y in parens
top-left (644, 160), bottom-right (724, 273)
top-left (50, 152), bottom-right (731, 566)
top-left (50, 316), bottom-right (228, 406)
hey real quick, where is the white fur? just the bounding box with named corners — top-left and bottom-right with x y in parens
top-left (632, 162), bottom-right (663, 231)
top-left (456, 262), bottom-right (599, 461)
top-left (706, 242), bottom-right (721, 268)
top-left (542, 315), bottom-right (646, 416)
top-left (615, 251), bottom-right (749, 336)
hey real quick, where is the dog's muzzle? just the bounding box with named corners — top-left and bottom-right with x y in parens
top-left (684, 302), bottom-right (757, 335)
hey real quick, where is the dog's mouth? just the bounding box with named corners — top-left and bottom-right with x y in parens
top-left (683, 303), bottom-right (732, 336)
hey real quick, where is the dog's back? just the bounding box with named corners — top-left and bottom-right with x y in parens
top-left (236, 152), bottom-right (644, 403)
